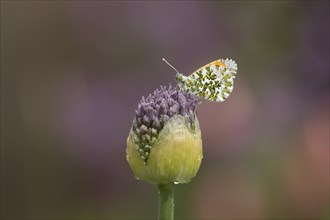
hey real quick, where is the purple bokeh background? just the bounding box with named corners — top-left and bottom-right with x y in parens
top-left (1, 1), bottom-right (329, 219)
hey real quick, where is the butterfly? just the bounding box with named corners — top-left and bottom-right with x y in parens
top-left (163, 58), bottom-right (238, 102)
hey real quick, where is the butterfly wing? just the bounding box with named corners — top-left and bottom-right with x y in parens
top-left (184, 58), bottom-right (238, 102)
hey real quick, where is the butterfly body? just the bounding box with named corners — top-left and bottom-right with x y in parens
top-left (175, 58), bottom-right (238, 102)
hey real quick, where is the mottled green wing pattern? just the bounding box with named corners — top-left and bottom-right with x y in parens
top-left (176, 58), bottom-right (238, 102)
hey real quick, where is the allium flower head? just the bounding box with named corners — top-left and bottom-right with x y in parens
top-left (132, 85), bottom-right (200, 163)
top-left (126, 85), bottom-right (203, 184)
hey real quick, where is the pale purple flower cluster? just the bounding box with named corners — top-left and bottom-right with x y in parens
top-left (132, 85), bottom-right (200, 163)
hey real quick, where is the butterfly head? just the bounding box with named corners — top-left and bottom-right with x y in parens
top-left (175, 73), bottom-right (184, 83)
top-left (175, 73), bottom-right (188, 91)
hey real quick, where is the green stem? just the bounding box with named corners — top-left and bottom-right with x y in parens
top-left (158, 183), bottom-right (174, 220)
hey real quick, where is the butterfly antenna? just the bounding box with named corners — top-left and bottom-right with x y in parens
top-left (162, 58), bottom-right (180, 73)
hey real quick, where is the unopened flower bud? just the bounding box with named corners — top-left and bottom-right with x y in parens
top-left (126, 85), bottom-right (203, 185)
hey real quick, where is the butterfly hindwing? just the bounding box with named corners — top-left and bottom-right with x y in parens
top-left (176, 58), bottom-right (238, 102)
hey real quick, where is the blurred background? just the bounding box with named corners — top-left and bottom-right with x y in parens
top-left (1, 1), bottom-right (329, 219)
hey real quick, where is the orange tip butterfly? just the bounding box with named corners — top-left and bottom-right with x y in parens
top-left (162, 58), bottom-right (238, 102)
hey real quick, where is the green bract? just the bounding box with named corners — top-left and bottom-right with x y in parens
top-left (126, 114), bottom-right (202, 185)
